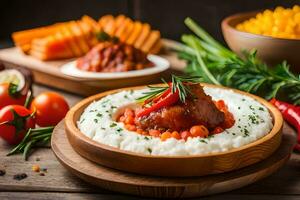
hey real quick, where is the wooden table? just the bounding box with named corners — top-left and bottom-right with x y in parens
top-left (0, 84), bottom-right (300, 200)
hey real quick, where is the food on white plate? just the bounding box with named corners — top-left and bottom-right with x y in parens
top-left (12, 14), bottom-right (161, 60)
top-left (77, 76), bottom-right (273, 156)
top-left (60, 54), bottom-right (169, 79)
top-left (77, 40), bottom-right (153, 72)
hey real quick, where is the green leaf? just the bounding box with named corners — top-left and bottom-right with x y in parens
top-left (8, 83), bottom-right (20, 98)
top-left (265, 81), bottom-right (286, 100)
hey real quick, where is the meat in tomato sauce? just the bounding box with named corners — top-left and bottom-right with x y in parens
top-left (77, 42), bottom-right (153, 72)
top-left (118, 83), bottom-right (235, 141)
top-left (135, 84), bottom-right (225, 131)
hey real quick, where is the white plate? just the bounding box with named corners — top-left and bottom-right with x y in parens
top-left (60, 55), bottom-right (170, 80)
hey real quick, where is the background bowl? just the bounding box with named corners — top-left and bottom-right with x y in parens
top-left (64, 83), bottom-right (283, 177)
top-left (222, 11), bottom-right (300, 73)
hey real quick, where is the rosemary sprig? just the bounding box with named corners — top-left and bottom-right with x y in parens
top-left (178, 17), bottom-right (300, 105)
top-left (136, 85), bottom-right (168, 103)
top-left (137, 75), bottom-right (201, 103)
top-left (7, 126), bottom-right (54, 160)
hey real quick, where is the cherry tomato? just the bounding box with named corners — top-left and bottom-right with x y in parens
top-left (190, 125), bottom-right (209, 138)
top-left (30, 92), bottom-right (69, 127)
top-left (0, 105), bottom-right (35, 145)
top-left (171, 131), bottom-right (181, 140)
top-left (0, 83), bottom-right (26, 109)
top-left (180, 131), bottom-right (192, 140)
top-left (160, 131), bottom-right (172, 141)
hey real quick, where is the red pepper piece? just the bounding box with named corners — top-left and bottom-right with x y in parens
top-left (137, 89), bottom-right (180, 118)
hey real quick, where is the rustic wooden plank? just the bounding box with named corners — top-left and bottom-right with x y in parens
top-left (0, 192), bottom-right (300, 200)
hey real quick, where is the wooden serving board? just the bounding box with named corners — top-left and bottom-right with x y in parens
top-left (51, 121), bottom-right (295, 198)
top-left (0, 39), bottom-right (185, 96)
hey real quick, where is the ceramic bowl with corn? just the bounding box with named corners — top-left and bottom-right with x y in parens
top-left (222, 5), bottom-right (300, 72)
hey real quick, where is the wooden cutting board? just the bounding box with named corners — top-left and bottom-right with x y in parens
top-left (51, 121), bottom-right (295, 198)
top-left (0, 39), bottom-right (185, 96)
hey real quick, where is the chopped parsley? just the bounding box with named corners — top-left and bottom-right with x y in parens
top-left (94, 119), bottom-right (98, 123)
top-left (116, 128), bottom-right (123, 132)
top-left (144, 136), bottom-right (150, 140)
top-left (249, 105), bottom-right (255, 111)
top-left (80, 118), bottom-right (85, 124)
top-left (248, 114), bottom-right (259, 124)
top-left (147, 148), bottom-right (152, 153)
top-left (243, 128), bottom-right (250, 137)
top-left (96, 113), bottom-right (103, 117)
top-left (199, 139), bottom-right (208, 144)
top-left (238, 106), bottom-right (241, 110)
top-left (259, 107), bottom-right (264, 111)
top-left (110, 123), bottom-right (117, 128)
top-left (111, 105), bottom-right (117, 109)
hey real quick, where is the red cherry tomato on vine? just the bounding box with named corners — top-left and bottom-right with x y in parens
top-left (0, 83), bottom-right (26, 109)
top-left (0, 105), bottom-right (35, 145)
top-left (30, 92), bottom-right (69, 127)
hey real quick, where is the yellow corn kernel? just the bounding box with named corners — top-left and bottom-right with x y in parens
top-left (292, 5), bottom-right (300, 13)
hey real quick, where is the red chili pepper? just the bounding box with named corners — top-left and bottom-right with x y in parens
top-left (136, 88), bottom-right (179, 118)
top-left (270, 98), bottom-right (300, 152)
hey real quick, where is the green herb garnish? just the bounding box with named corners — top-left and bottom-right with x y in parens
top-left (177, 17), bottom-right (300, 105)
top-left (110, 123), bottom-right (117, 128)
top-left (147, 148), bottom-right (152, 153)
top-left (137, 75), bottom-right (201, 103)
top-left (199, 139), bottom-right (208, 144)
top-left (7, 126), bottom-right (54, 160)
top-left (259, 107), bottom-right (264, 111)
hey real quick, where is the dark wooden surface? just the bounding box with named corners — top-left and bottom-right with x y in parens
top-left (0, 84), bottom-right (300, 199)
top-left (0, 0), bottom-right (299, 45)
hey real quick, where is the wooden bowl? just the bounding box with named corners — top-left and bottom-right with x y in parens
top-left (222, 11), bottom-right (300, 73)
top-left (64, 84), bottom-right (283, 177)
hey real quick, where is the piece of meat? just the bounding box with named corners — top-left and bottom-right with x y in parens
top-left (76, 41), bottom-right (153, 72)
top-left (135, 84), bottom-right (225, 131)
